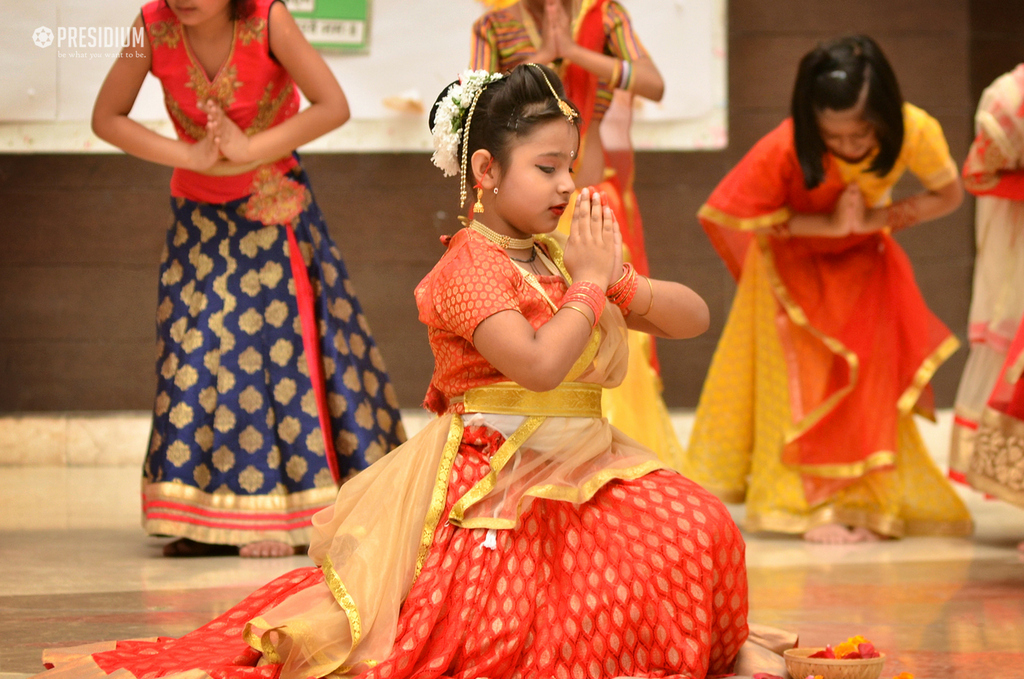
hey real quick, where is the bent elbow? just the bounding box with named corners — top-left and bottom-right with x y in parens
top-left (693, 305), bottom-right (711, 337)
top-left (648, 78), bottom-right (665, 103)
top-left (91, 111), bottom-right (112, 144)
top-left (334, 99), bottom-right (351, 128)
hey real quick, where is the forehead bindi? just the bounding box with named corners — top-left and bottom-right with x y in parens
top-left (516, 121), bottom-right (576, 157)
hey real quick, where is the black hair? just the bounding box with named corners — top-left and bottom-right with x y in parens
top-left (790, 35), bottom-right (904, 189)
top-left (429, 63), bottom-right (581, 183)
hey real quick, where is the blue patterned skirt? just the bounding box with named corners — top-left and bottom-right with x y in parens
top-left (142, 162), bottom-right (405, 546)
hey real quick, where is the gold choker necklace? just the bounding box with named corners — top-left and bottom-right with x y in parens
top-left (467, 219), bottom-right (535, 250)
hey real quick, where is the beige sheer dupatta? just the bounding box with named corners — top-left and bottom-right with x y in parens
top-left (244, 288), bottom-right (666, 679)
top-left (242, 412), bottom-right (461, 677)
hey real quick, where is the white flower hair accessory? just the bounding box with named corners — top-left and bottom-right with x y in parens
top-left (430, 69), bottom-right (504, 206)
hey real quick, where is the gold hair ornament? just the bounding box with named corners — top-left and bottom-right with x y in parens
top-left (527, 63), bottom-right (578, 122)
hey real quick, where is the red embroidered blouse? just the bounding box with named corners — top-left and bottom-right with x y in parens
top-left (141, 0), bottom-right (301, 203)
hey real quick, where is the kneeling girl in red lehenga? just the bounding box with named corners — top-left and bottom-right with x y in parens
top-left (35, 64), bottom-right (766, 679)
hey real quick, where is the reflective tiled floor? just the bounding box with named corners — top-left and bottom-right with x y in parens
top-left (2, 411), bottom-right (1023, 679)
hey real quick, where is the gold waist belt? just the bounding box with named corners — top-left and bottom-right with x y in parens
top-left (457, 382), bottom-right (603, 418)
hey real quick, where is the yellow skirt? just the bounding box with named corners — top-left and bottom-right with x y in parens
top-left (683, 245), bottom-right (973, 537)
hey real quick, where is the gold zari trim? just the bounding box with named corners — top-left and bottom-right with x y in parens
top-left (448, 415), bottom-right (546, 526)
top-left (896, 334), bottom-right (960, 415)
top-left (759, 234), bottom-right (956, 479)
top-left (456, 459), bottom-right (664, 530)
top-left (413, 415), bottom-right (465, 581)
top-left (783, 450), bottom-right (896, 479)
top-left (321, 553), bottom-right (363, 650)
top-left (143, 479), bottom-right (338, 511)
top-left (758, 236), bottom-right (861, 448)
top-left (243, 616), bottom-right (281, 663)
top-left (698, 203), bottom-right (792, 232)
top-left (459, 381), bottom-right (603, 418)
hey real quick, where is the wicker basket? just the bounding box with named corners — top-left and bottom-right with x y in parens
top-left (783, 648), bottom-right (886, 679)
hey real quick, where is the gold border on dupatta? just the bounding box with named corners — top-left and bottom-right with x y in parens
top-left (896, 334), bottom-right (960, 416)
top-left (413, 415), bottom-right (465, 581)
top-left (781, 450), bottom-right (897, 479)
top-left (757, 235), bottom-right (861, 448)
top-left (698, 204), bottom-right (792, 232)
top-left (321, 553), bottom-right (362, 649)
top-left (243, 616), bottom-right (282, 663)
top-left (524, 460), bottom-right (664, 505)
top-left (447, 415), bottom-right (547, 527)
top-left (759, 232), bottom-right (959, 481)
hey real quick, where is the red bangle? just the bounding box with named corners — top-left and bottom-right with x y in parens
top-left (606, 263), bottom-right (639, 313)
top-left (562, 281), bottom-right (605, 328)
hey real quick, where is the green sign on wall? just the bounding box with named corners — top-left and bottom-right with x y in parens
top-left (284, 0), bottom-right (370, 53)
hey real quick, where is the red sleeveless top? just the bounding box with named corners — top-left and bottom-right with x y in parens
top-left (142, 0), bottom-right (301, 203)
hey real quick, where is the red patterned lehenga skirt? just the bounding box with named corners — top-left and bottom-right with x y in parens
top-left (38, 238), bottom-right (752, 679)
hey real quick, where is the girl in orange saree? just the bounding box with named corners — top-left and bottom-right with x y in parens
top-left (683, 35), bottom-right (973, 543)
top-left (470, 0), bottom-right (683, 466)
top-left (36, 65), bottom-right (755, 679)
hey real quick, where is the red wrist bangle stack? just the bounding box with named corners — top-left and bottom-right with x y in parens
top-left (562, 281), bottom-right (606, 328)
top-left (606, 263), bottom-right (639, 315)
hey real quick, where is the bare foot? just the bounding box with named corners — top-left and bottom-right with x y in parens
top-left (850, 526), bottom-right (883, 542)
top-left (803, 523), bottom-right (867, 544)
top-left (163, 538), bottom-right (238, 557)
top-left (239, 541), bottom-right (302, 558)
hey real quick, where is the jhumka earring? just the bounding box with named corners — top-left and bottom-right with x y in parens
top-left (473, 186), bottom-right (485, 215)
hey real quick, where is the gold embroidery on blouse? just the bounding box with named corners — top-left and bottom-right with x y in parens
top-left (148, 20), bottom-right (182, 49)
top-left (238, 16), bottom-right (267, 45)
top-left (187, 63), bottom-right (244, 109)
top-left (165, 93), bottom-right (208, 141)
top-left (246, 81), bottom-right (296, 136)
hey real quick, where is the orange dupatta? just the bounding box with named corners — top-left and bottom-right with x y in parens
top-left (699, 119), bottom-right (958, 503)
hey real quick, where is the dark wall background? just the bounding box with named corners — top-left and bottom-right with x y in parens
top-left (2, 0), bottom-right (1024, 413)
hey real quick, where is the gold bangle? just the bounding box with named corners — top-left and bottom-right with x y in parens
top-left (637, 276), bottom-right (654, 316)
top-left (562, 303), bottom-right (595, 327)
top-left (610, 59), bottom-right (623, 89)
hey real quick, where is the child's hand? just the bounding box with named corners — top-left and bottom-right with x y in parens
top-left (564, 188), bottom-right (620, 290)
top-left (829, 183), bottom-right (864, 237)
top-left (187, 121), bottom-right (221, 171)
top-left (545, 0), bottom-right (574, 60)
top-left (204, 100), bottom-right (252, 163)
